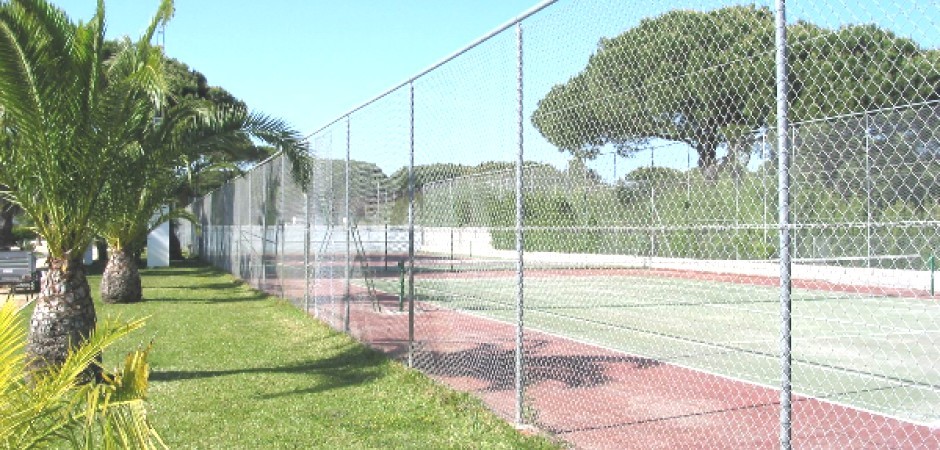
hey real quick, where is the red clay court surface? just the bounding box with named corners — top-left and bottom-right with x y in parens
top-left (259, 272), bottom-right (940, 449)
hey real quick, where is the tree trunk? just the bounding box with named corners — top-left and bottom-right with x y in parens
top-left (100, 247), bottom-right (142, 304)
top-left (95, 239), bottom-right (109, 264)
top-left (0, 199), bottom-right (18, 249)
top-left (169, 221), bottom-right (183, 260)
top-left (697, 143), bottom-right (719, 181)
top-left (26, 257), bottom-right (99, 380)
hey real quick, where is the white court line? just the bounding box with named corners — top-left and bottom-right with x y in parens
top-left (385, 279), bottom-right (940, 362)
top-left (718, 326), bottom-right (940, 348)
top-left (431, 275), bottom-right (937, 336)
top-left (413, 286), bottom-right (934, 354)
top-left (436, 276), bottom-right (932, 338)
top-left (701, 301), bottom-right (934, 336)
top-left (524, 315), bottom-right (940, 428)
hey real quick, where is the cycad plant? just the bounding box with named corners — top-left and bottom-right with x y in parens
top-left (0, 301), bottom-right (164, 449)
top-left (98, 100), bottom-right (312, 303)
top-left (0, 0), bottom-right (172, 373)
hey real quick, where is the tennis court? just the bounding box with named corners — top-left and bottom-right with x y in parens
top-left (181, 1), bottom-right (940, 444)
top-left (369, 260), bottom-right (940, 426)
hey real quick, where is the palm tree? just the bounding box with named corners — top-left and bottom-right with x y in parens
top-left (98, 101), bottom-right (311, 303)
top-left (0, 0), bottom-right (173, 374)
top-left (96, 100), bottom-right (190, 304)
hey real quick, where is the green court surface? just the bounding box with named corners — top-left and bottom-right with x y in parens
top-left (371, 271), bottom-right (940, 425)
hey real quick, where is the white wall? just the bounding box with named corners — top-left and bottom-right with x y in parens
top-left (147, 206), bottom-right (170, 267)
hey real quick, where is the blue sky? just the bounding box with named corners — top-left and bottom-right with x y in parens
top-left (50, 1), bottom-right (940, 180)
top-left (52, 0), bottom-right (539, 137)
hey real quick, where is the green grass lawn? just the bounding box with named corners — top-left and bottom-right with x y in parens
top-left (89, 262), bottom-right (559, 449)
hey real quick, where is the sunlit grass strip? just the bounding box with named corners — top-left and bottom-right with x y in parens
top-left (96, 262), bottom-right (558, 449)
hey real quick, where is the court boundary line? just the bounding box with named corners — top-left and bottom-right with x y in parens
top-left (417, 273), bottom-right (939, 336)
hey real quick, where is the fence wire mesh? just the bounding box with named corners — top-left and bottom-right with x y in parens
top-left (181, 0), bottom-right (940, 447)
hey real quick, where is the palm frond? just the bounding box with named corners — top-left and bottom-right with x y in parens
top-left (97, 99), bottom-right (307, 254)
top-left (0, 0), bottom-right (174, 259)
top-left (0, 303), bottom-right (163, 449)
top-left (0, 8), bottom-right (47, 153)
top-left (241, 111), bottom-right (313, 190)
top-left (0, 301), bottom-right (26, 407)
top-left (140, 0), bottom-right (173, 46)
top-left (180, 107), bottom-right (313, 189)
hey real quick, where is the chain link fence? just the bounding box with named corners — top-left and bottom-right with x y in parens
top-left (179, 0), bottom-right (940, 447)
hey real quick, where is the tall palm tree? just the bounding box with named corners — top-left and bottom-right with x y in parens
top-left (0, 0), bottom-right (173, 374)
top-left (98, 100), bottom-right (312, 303)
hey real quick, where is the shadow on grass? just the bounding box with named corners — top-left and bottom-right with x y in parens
top-left (150, 343), bottom-right (386, 397)
top-left (148, 291), bottom-right (268, 304)
top-left (143, 264), bottom-right (220, 278)
top-left (84, 260), bottom-right (107, 276)
top-left (149, 282), bottom-right (245, 291)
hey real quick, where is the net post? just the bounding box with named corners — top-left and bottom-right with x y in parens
top-left (344, 116), bottom-right (352, 333)
top-left (775, 1), bottom-right (793, 448)
top-left (407, 82), bottom-right (416, 369)
top-left (513, 21), bottom-right (526, 427)
top-left (399, 260), bottom-right (405, 312)
top-left (930, 255), bottom-right (935, 296)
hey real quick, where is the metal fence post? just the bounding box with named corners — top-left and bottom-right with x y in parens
top-left (280, 156), bottom-right (287, 282)
top-left (447, 178), bottom-right (460, 272)
top-left (649, 147), bottom-right (657, 260)
top-left (244, 171), bottom-right (251, 280)
top-left (612, 151), bottom-right (617, 180)
top-left (762, 132), bottom-right (770, 247)
top-left (327, 148), bottom-right (335, 316)
top-left (304, 191), bottom-right (310, 313)
top-left (514, 21), bottom-right (526, 427)
top-left (261, 165), bottom-right (267, 289)
top-left (345, 117), bottom-right (352, 333)
top-left (408, 82), bottom-right (416, 368)
top-left (865, 113), bottom-right (873, 267)
top-left (775, 1), bottom-right (793, 448)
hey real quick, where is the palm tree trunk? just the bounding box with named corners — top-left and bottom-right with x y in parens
top-left (0, 197), bottom-right (19, 249)
top-left (26, 257), bottom-right (99, 380)
top-left (100, 247), bottom-right (142, 304)
top-left (170, 221), bottom-right (184, 260)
